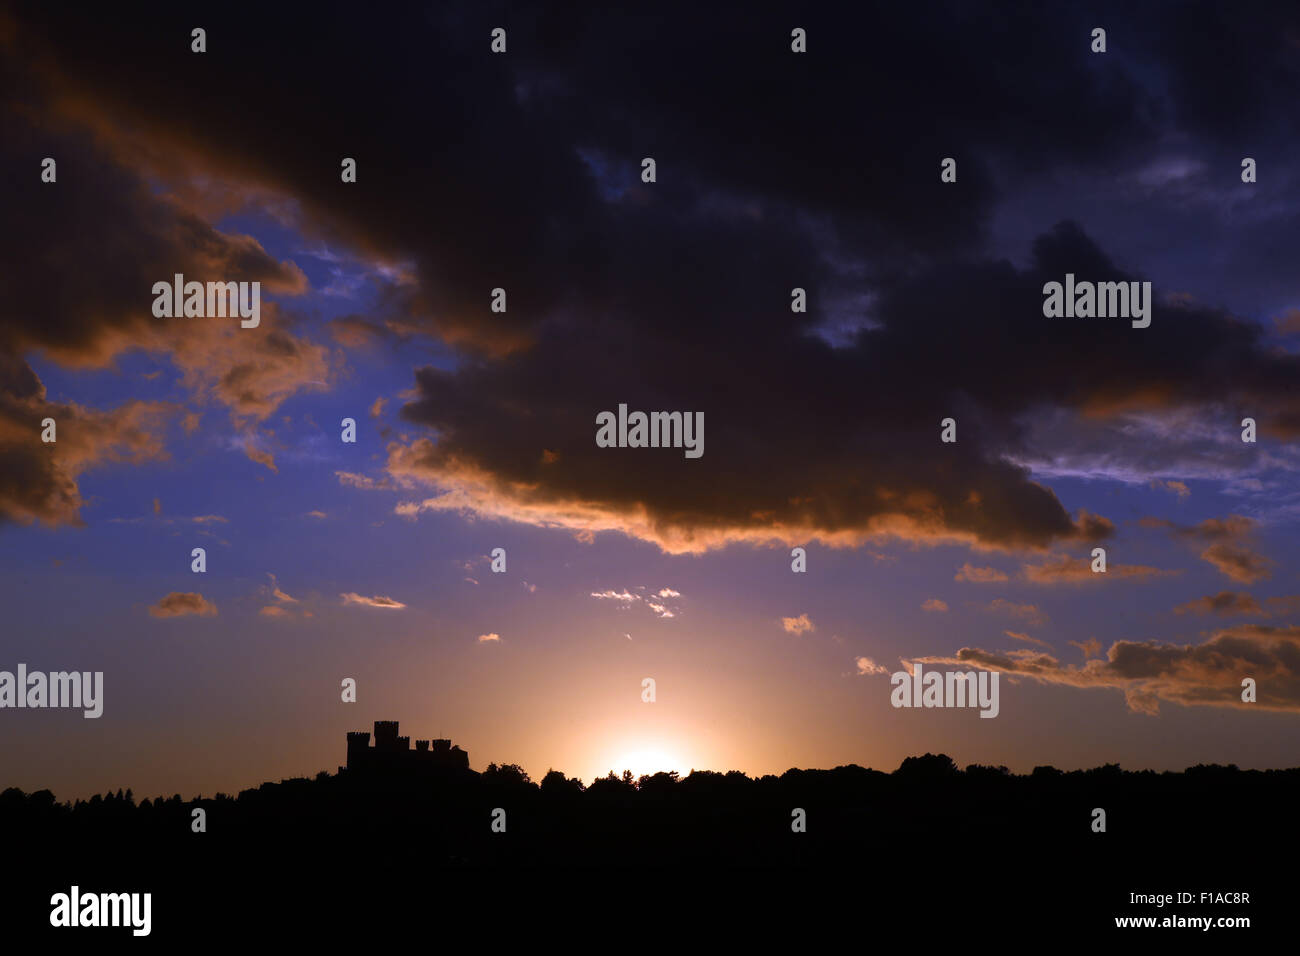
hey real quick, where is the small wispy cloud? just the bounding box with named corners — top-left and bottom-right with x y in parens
top-left (337, 471), bottom-right (395, 491)
top-left (1068, 637), bottom-right (1103, 659)
top-left (1150, 478), bottom-right (1191, 499)
top-left (244, 441), bottom-right (277, 473)
top-left (267, 573), bottom-right (298, 604)
top-left (781, 614), bottom-right (815, 636)
top-left (1200, 543), bottom-right (1272, 585)
top-left (1004, 630), bottom-right (1051, 648)
top-left (985, 599), bottom-right (1047, 627)
top-left (855, 656), bottom-right (888, 676)
top-left (149, 592), bottom-right (217, 619)
top-left (955, 563), bottom-right (1009, 583)
top-left (1021, 553), bottom-right (1175, 584)
top-left (340, 592), bottom-right (407, 609)
top-left (1142, 514), bottom-right (1273, 585)
top-left (589, 586), bottom-right (683, 618)
top-left (109, 512), bottom-right (229, 527)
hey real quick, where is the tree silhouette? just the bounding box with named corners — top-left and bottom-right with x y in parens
top-left (894, 753), bottom-right (959, 779)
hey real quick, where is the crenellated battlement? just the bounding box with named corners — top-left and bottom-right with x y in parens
top-left (343, 721), bottom-right (470, 775)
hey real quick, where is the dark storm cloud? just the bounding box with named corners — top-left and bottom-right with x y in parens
top-left (0, 111), bottom-right (307, 365)
top-left (0, 114), bottom-right (327, 522)
top-left (2, 0), bottom-right (1173, 350)
top-left (3, 1), bottom-right (1299, 545)
top-left (0, 32), bottom-right (332, 523)
top-left (383, 223), bottom-right (1297, 552)
top-left (1141, 0), bottom-right (1300, 141)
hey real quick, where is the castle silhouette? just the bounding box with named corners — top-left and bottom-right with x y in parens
top-left (343, 720), bottom-right (469, 774)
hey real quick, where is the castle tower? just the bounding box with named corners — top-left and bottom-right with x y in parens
top-left (346, 731), bottom-right (371, 771)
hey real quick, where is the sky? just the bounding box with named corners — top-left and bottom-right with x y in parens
top-left (2, 1), bottom-right (1300, 800)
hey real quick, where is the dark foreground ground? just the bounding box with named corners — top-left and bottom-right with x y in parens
top-left (2, 756), bottom-right (1292, 944)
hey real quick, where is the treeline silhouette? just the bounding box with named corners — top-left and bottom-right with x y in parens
top-left (5, 754), bottom-right (1292, 939)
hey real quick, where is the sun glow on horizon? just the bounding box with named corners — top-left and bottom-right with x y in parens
top-left (600, 747), bottom-right (687, 782)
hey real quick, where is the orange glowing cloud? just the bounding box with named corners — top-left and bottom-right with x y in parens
top-left (916, 623), bottom-right (1300, 714)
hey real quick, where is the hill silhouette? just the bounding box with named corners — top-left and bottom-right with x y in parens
top-left (3, 725), bottom-right (1291, 941)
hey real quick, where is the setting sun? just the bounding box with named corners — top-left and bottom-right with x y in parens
top-left (604, 747), bottom-right (687, 781)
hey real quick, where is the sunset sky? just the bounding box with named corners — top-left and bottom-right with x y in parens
top-left (3, 2), bottom-right (1300, 801)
